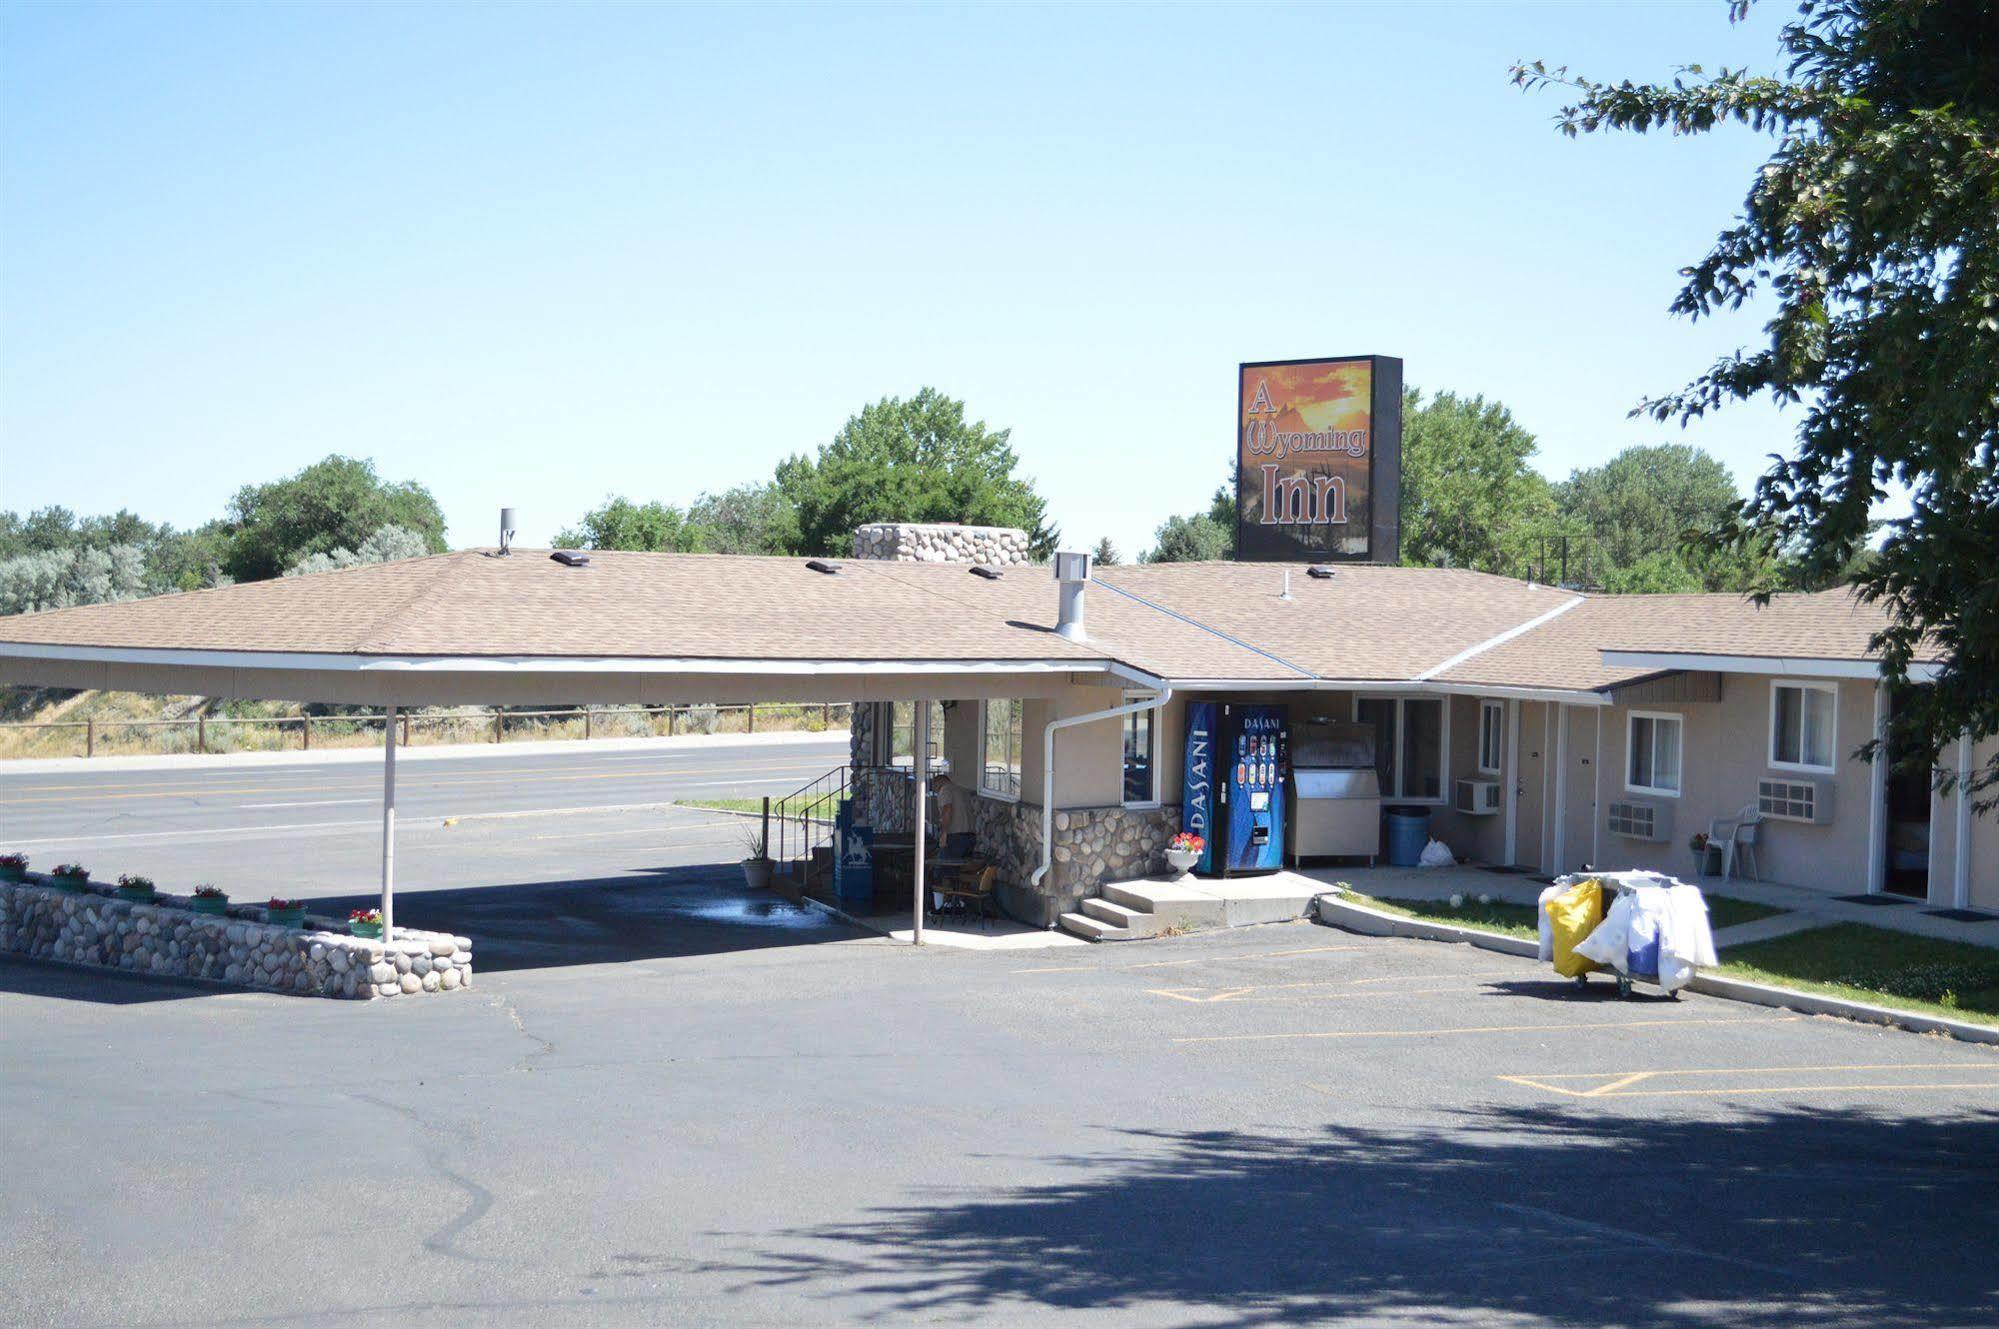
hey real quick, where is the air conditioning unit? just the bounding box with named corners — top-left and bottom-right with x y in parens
top-left (1759, 777), bottom-right (1833, 825)
top-left (1454, 778), bottom-right (1501, 816)
top-left (1607, 799), bottom-right (1672, 843)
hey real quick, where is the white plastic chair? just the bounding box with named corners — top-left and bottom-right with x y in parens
top-left (1704, 805), bottom-right (1764, 882)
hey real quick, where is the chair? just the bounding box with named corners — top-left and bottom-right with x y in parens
top-left (936, 864), bottom-right (998, 920)
top-left (1703, 805), bottom-right (1764, 882)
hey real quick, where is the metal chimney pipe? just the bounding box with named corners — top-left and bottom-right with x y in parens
top-left (1053, 550), bottom-right (1091, 642)
top-left (499, 507), bottom-right (518, 556)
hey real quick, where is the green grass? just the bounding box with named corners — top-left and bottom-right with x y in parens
top-left (1716, 923), bottom-right (1999, 1027)
top-left (675, 796), bottom-right (826, 818)
top-left (1337, 889), bottom-right (1541, 940)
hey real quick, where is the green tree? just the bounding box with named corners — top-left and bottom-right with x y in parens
top-left (1553, 444), bottom-right (1777, 591)
top-left (1144, 481), bottom-right (1235, 562)
top-left (1517, 0), bottom-right (1999, 803)
top-left (555, 497), bottom-right (707, 552)
top-left (775, 389), bottom-right (1056, 557)
top-left (686, 482), bottom-right (798, 555)
top-left (1091, 537), bottom-right (1120, 566)
top-left (222, 456), bottom-right (446, 582)
top-left (1400, 388), bottom-right (1556, 574)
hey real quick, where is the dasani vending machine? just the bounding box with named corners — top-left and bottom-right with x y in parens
top-left (1181, 702), bottom-right (1288, 876)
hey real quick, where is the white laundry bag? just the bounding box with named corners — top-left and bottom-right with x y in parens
top-left (1417, 838), bottom-right (1456, 868)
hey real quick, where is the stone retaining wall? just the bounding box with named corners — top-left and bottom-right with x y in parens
top-left (0, 877), bottom-right (471, 1000)
top-left (976, 798), bottom-right (1181, 926)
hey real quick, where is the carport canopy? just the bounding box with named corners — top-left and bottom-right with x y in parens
top-left (0, 549), bottom-right (1170, 944)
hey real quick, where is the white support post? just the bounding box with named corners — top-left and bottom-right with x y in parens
top-left (1867, 681), bottom-right (1888, 895)
top-left (912, 701), bottom-right (928, 946)
top-left (381, 704), bottom-right (398, 943)
top-left (1552, 704), bottom-right (1570, 874)
top-left (1591, 709), bottom-right (1602, 870)
top-left (1955, 728), bottom-right (1973, 911)
top-left (1503, 699), bottom-right (1521, 867)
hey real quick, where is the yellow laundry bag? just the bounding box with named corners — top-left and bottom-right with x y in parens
top-left (1545, 879), bottom-right (1604, 978)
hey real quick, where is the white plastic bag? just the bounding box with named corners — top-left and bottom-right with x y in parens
top-left (1417, 838), bottom-right (1455, 868)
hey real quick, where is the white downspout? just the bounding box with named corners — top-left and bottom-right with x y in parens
top-left (1029, 687), bottom-right (1173, 893)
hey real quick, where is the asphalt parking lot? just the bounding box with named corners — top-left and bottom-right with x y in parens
top-left (5, 852), bottom-right (1999, 1329)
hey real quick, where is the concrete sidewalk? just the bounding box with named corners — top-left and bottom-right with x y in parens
top-left (1293, 861), bottom-right (1999, 952)
top-left (0, 727), bottom-right (849, 774)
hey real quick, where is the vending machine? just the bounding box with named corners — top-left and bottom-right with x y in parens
top-left (1181, 701), bottom-right (1289, 876)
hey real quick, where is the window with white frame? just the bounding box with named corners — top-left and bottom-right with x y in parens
top-left (1770, 681), bottom-right (1837, 772)
top-left (887, 700), bottom-right (946, 771)
top-left (1354, 696), bottom-right (1448, 801)
top-left (1477, 700), bottom-right (1505, 775)
top-left (980, 699), bottom-right (1023, 800)
top-left (1121, 695), bottom-right (1158, 806)
top-left (1627, 712), bottom-right (1682, 796)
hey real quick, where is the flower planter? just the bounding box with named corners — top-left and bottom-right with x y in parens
top-left (742, 857), bottom-right (773, 891)
top-left (1164, 847), bottom-right (1201, 877)
top-left (0, 866), bottom-right (26, 884)
top-left (190, 896), bottom-right (229, 916)
top-left (50, 874), bottom-right (91, 894)
top-left (349, 920), bottom-right (383, 939)
top-left (117, 885), bottom-right (158, 904)
top-left (266, 907), bottom-right (306, 928)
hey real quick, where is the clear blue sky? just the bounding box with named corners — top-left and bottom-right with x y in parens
top-left (1, 0), bottom-right (1805, 559)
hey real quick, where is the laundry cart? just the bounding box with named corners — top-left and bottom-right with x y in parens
top-left (1538, 870), bottom-right (1718, 999)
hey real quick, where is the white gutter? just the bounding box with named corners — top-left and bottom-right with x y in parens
top-left (1028, 686), bottom-right (1173, 891)
top-left (1415, 594), bottom-right (1586, 681)
top-left (0, 643), bottom-right (1121, 678)
top-left (1600, 650), bottom-right (1942, 683)
top-left (1168, 677), bottom-right (1609, 706)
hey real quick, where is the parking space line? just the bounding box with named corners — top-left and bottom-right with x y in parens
top-left (1011, 943), bottom-right (1365, 975)
top-left (1148, 983), bottom-right (1471, 1004)
top-left (1173, 1014), bottom-right (1802, 1044)
top-left (1499, 1061), bottom-right (1999, 1099)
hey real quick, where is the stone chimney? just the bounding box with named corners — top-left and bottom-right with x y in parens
top-left (852, 522), bottom-right (1031, 565)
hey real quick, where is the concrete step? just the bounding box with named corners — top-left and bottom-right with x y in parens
top-left (1104, 879), bottom-right (1227, 930)
top-left (1058, 911), bottom-right (1129, 942)
top-left (1082, 896), bottom-right (1157, 936)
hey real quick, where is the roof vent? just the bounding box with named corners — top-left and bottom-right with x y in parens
top-left (969, 565), bottom-right (1003, 580)
top-left (805, 558), bottom-right (843, 575)
top-left (498, 507), bottom-right (518, 556)
top-left (550, 550), bottom-right (590, 567)
top-left (1306, 565), bottom-right (1337, 580)
top-left (1052, 550), bottom-right (1091, 642)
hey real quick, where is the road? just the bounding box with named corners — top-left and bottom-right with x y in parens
top-left (0, 734), bottom-right (849, 904)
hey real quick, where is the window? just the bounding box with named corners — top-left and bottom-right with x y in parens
top-left (1122, 696), bottom-right (1158, 806)
top-left (1354, 696), bottom-right (1448, 802)
top-left (980, 699), bottom-right (1023, 800)
top-left (888, 701), bottom-right (946, 771)
top-left (1627, 712), bottom-right (1682, 796)
top-left (1770, 682), bottom-right (1837, 772)
top-left (1477, 701), bottom-right (1504, 775)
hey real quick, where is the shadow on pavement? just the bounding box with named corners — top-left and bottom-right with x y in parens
top-left (713, 1106), bottom-right (1999, 1327)
top-left (314, 862), bottom-right (868, 974)
top-left (0, 954), bottom-right (221, 1004)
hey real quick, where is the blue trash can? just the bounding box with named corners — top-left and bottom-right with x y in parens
top-left (1384, 806), bottom-right (1431, 867)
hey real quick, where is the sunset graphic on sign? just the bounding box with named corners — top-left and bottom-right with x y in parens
top-left (1237, 357), bottom-right (1375, 558)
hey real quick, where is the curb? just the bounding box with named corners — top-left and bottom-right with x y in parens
top-left (1310, 892), bottom-right (1999, 1048)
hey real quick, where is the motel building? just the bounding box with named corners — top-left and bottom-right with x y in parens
top-left (0, 518), bottom-right (1991, 961)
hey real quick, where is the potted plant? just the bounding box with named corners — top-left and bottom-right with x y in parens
top-left (1688, 832), bottom-right (1712, 878)
top-left (116, 873), bottom-right (158, 903)
top-left (265, 897), bottom-right (306, 927)
top-left (50, 863), bottom-right (90, 893)
top-left (190, 884), bottom-right (230, 916)
top-left (739, 822), bottom-right (773, 891)
top-left (0, 852), bottom-right (26, 884)
top-left (1165, 832), bottom-right (1205, 877)
top-left (348, 907), bottom-right (384, 939)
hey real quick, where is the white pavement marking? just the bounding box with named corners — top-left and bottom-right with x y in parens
top-left (237, 798), bottom-right (378, 809)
